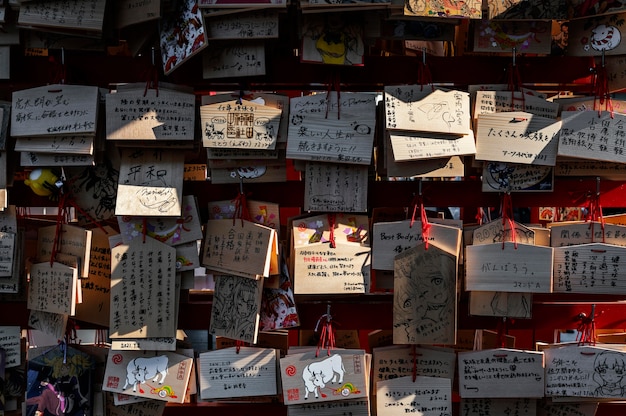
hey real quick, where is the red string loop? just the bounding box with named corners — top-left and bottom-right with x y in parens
top-left (315, 312), bottom-right (336, 357)
top-left (594, 63), bottom-right (613, 118)
top-left (501, 193), bottom-right (517, 249)
top-left (577, 306), bottom-right (600, 346)
top-left (327, 214), bottom-right (337, 249)
top-left (232, 191), bottom-right (251, 226)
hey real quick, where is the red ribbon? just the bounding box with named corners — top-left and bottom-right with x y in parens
top-left (594, 64), bottom-right (613, 118)
top-left (577, 306), bottom-right (600, 346)
top-left (315, 313), bottom-right (336, 357)
top-left (327, 214), bottom-right (336, 248)
top-left (501, 193), bottom-right (517, 249)
top-left (232, 192), bottom-right (251, 226)
top-left (411, 345), bottom-right (423, 382)
top-left (586, 192), bottom-right (605, 243)
top-left (507, 62), bottom-right (526, 111)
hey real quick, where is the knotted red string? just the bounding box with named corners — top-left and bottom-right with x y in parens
top-left (325, 72), bottom-right (341, 120)
top-left (577, 305), bottom-right (599, 346)
top-left (409, 193), bottom-right (431, 249)
top-left (232, 191), bottom-right (251, 226)
top-left (411, 345), bottom-right (422, 382)
top-left (507, 62), bottom-right (526, 111)
top-left (235, 340), bottom-right (248, 354)
top-left (143, 52), bottom-right (159, 97)
top-left (417, 60), bottom-right (434, 92)
top-left (327, 213), bottom-right (336, 248)
top-left (501, 193), bottom-right (517, 249)
top-left (594, 63), bottom-right (613, 118)
top-left (315, 312), bottom-right (336, 357)
top-left (586, 191), bottom-right (605, 243)
top-left (496, 317), bottom-right (510, 348)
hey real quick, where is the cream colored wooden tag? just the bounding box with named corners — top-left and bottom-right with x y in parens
top-left (559, 111), bottom-right (626, 163)
top-left (287, 399), bottom-right (370, 416)
top-left (111, 338), bottom-right (177, 351)
top-left (0, 231), bottom-right (15, 277)
top-left (203, 41), bottom-right (265, 79)
top-left (74, 225), bottom-right (117, 327)
top-left (555, 158), bottom-right (626, 180)
top-left (372, 345), bottom-right (455, 393)
top-left (115, 0), bottom-right (160, 28)
top-left (394, 244), bottom-right (457, 344)
top-left (14, 135), bottom-right (94, 154)
top-left (385, 86), bottom-right (471, 135)
top-left (36, 223), bottom-right (92, 278)
top-left (201, 99), bottom-right (281, 150)
top-left (475, 112), bottom-right (561, 166)
top-left (461, 398), bottom-right (536, 416)
top-left (304, 162), bottom-right (369, 212)
top-left (389, 130), bottom-right (476, 161)
top-left (473, 91), bottom-right (559, 124)
top-left (472, 219), bottom-right (535, 246)
top-left (206, 10), bottom-right (280, 38)
top-left (459, 348), bottom-right (544, 398)
top-left (567, 13), bottom-right (626, 57)
top-left (549, 221), bottom-right (626, 247)
top-left (553, 243), bottom-right (626, 294)
top-left (210, 274), bottom-right (264, 343)
top-left (118, 195), bottom-right (203, 246)
top-left (198, 347), bottom-right (277, 399)
top-left (279, 349), bottom-right (369, 405)
top-left (28, 310), bottom-right (68, 340)
top-left (11, 84), bottom-right (99, 137)
top-left (377, 375), bottom-right (452, 416)
top-left (202, 219), bottom-right (276, 279)
top-left (465, 242), bottom-right (553, 293)
top-left (28, 261), bottom-right (78, 316)
top-left (385, 146), bottom-right (465, 178)
top-left (482, 162), bottom-right (553, 192)
top-left (286, 92), bottom-right (376, 165)
top-left (106, 83), bottom-right (195, 141)
top-left (110, 237), bottom-right (177, 339)
top-left (106, 397), bottom-right (165, 416)
top-left (293, 242), bottom-right (370, 294)
top-left (469, 291), bottom-right (532, 318)
top-left (537, 399), bottom-right (598, 416)
top-left (102, 350), bottom-right (194, 403)
top-left (18, 0), bottom-right (106, 32)
top-left (20, 151), bottom-right (94, 166)
top-left (545, 345), bottom-right (626, 398)
top-left (0, 326), bottom-right (21, 367)
top-left (372, 219), bottom-right (461, 270)
top-left (115, 148), bottom-right (184, 217)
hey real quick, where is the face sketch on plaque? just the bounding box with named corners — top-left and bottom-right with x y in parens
top-left (394, 244), bottom-right (456, 344)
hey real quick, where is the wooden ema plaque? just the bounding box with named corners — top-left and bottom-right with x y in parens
top-left (461, 398), bottom-right (536, 416)
top-left (553, 243), bottom-right (626, 294)
top-left (27, 262), bottom-right (78, 316)
top-left (559, 111), bottom-right (626, 163)
top-left (393, 244), bottom-right (457, 345)
top-left (11, 84), bottom-right (99, 137)
top-left (372, 219), bottom-right (461, 270)
top-left (286, 92), bottom-right (376, 165)
top-left (458, 348), bottom-right (544, 398)
top-left (384, 86), bottom-right (471, 135)
top-left (465, 242), bottom-right (553, 293)
top-left (198, 347), bottom-right (277, 400)
top-left (377, 375), bottom-right (452, 416)
top-left (106, 83), bottom-right (195, 141)
top-left (389, 130), bottom-right (476, 161)
top-left (475, 112), bottom-right (561, 166)
top-left (201, 99), bottom-right (281, 150)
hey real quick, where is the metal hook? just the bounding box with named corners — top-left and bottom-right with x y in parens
top-left (418, 178), bottom-right (422, 197)
top-left (239, 176), bottom-right (244, 194)
top-left (596, 176), bottom-right (601, 197)
top-left (422, 47), bottom-right (426, 65)
top-left (151, 46), bottom-right (155, 67)
top-left (512, 47), bottom-right (516, 67)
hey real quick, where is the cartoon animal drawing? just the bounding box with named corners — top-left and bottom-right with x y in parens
top-left (123, 355), bottom-right (169, 393)
top-left (302, 354), bottom-right (345, 399)
top-left (590, 24), bottom-right (621, 52)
